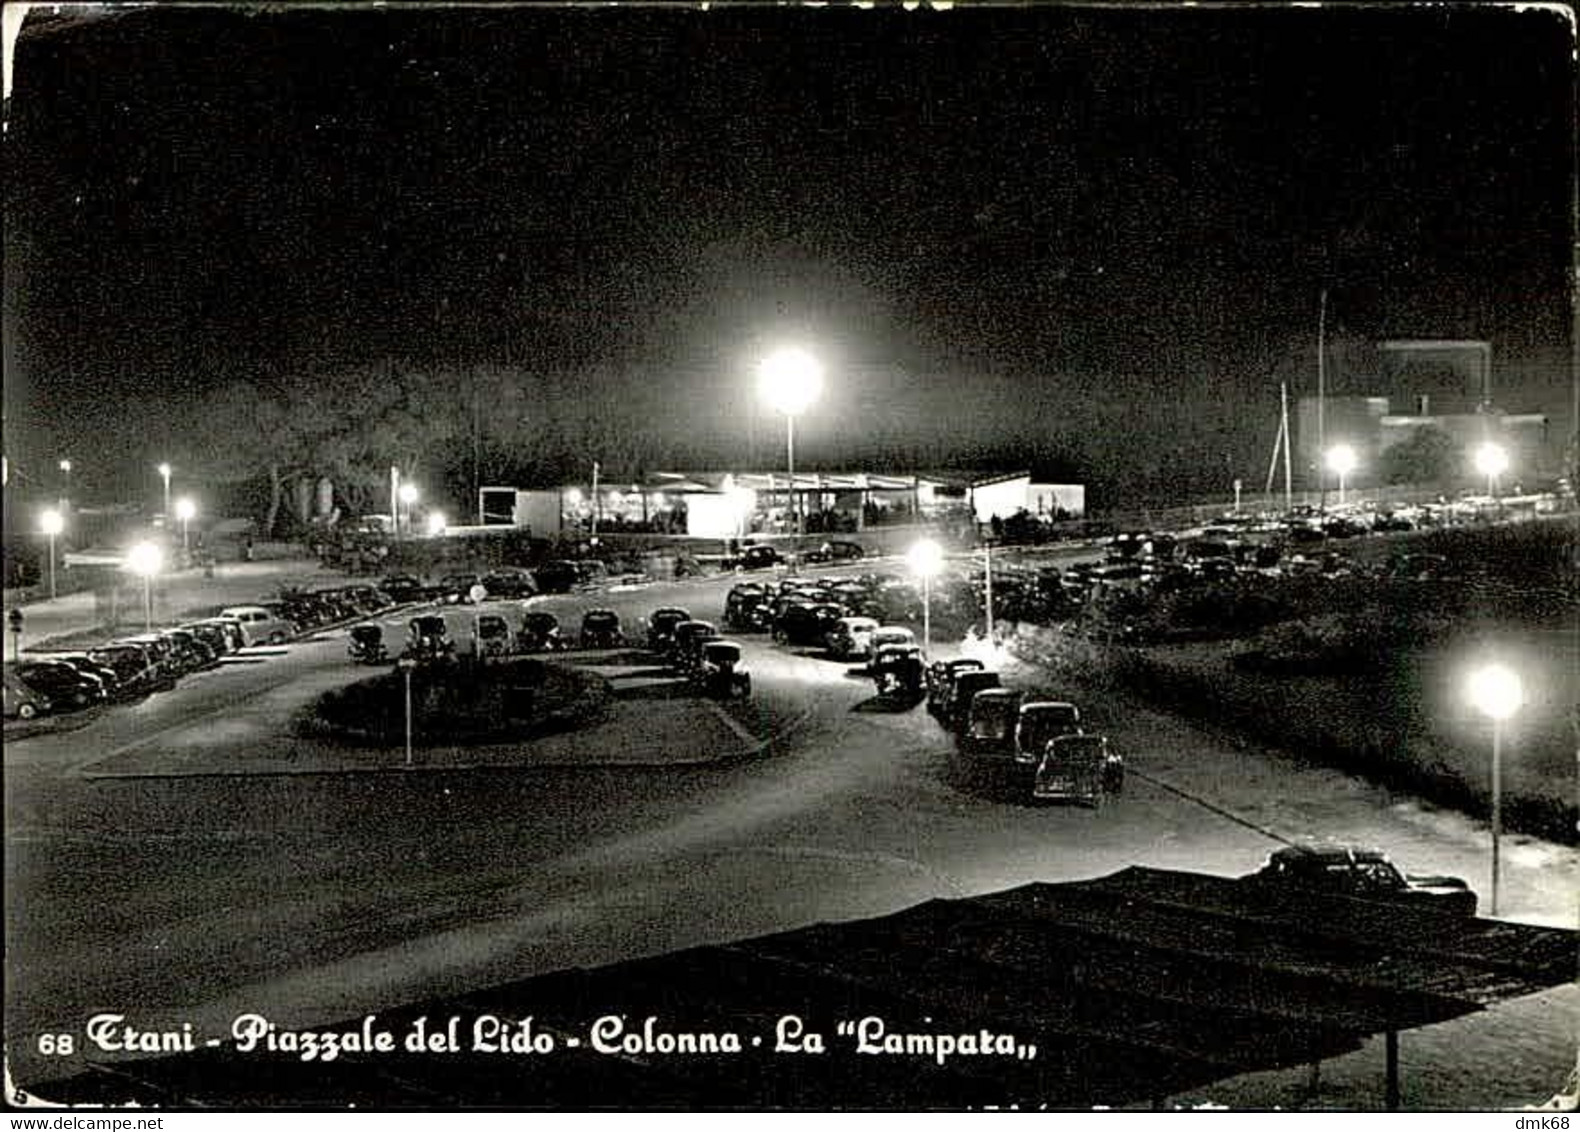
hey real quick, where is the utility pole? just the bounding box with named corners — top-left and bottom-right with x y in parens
top-left (591, 460), bottom-right (601, 540)
top-left (1317, 288), bottom-right (1328, 511)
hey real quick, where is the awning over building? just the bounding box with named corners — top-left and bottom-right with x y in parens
top-left (31, 867), bottom-right (1575, 1108)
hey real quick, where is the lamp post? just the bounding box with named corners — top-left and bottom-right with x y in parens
top-left (907, 538), bottom-right (944, 657)
top-left (1467, 662), bottom-right (1523, 917)
top-left (399, 483), bottom-right (419, 539)
top-left (128, 541), bottom-right (163, 633)
top-left (758, 348), bottom-right (823, 535)
top-left (175, 497), bottom-right (196, 558)
top-left (1473, 440), bottom-right (1509, 501)
top-left (1325, 444), bottom-right (1357, 509)
top-left (982, 537), bottom-right (996, 649)
top-left (40, 509), bottom-right (64, 601)
top-left (157, 462), bottom-right (172, 518)
top-left (399, 657), bottom-right (418, 769)
top-left (58, 459), bottom-right (72, 509)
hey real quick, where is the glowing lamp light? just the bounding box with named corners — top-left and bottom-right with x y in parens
top-left (426, 512), bottom-right (447, 536)
top-left (564, 488), bottom-right (583, 507)
top-left (907, 538), bottom-right (944, 579)
top-left (175, 497), bottom-right (196, 523)
top-left (40, 509), bottom-right (64, 537)
top-left (758, 348), bottom-right (824, 417)
top-left (127, 541), bottom-right (163, 577)
top-left (1467, 663), bottom-right (1523, 721)
top-left (398, 483), bottom-right (419, 506)
top-left (1473, 442), bottom-right (1509, 479)
top-left (1325, 444), bottom-right (1357, 477)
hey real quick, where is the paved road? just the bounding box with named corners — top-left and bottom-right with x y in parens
top-left (5, 566), bottom-right (1575, 1109)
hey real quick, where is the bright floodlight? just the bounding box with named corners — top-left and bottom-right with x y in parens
top-left (426, 512), bottom-right (447, 536)
top-left (58, 459), bottom-right (72, 473)
top-left (157, 462), bottom-right (171, 478)
top-left (398, 483), bottom-right (419, 505)
top-left (40, 509), bottom-right (64, 536)
top-left (175, 497), bottom-right (196, 522)
top-left (758, 348), bottom-right (824, 417)
top-left (1467, 663), bottom-right (1523, 721)
top-left (127, 541), bottom-right (163, 577)
top-left (907, 538), bottom-right (944, 578)
top-left (1325, 444), bottom-right (1358, 476)
top-left (1473, 441), bottom-right (1509, 478)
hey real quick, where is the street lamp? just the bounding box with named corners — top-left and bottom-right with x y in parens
top-left (426, 512), bottom-right (447, 537)
top-left (907, 538), bottom-right (944, 657)
top-left (399, 483), bottom-right (419, 538)
top-left (1325, 444), bottom-right (1357, 508)
top-left (175, 497), bottom-right (196, 557)
top-left (127, 540), bottom-right (163, 633)
top-left (758, 347), bottom-right (823, 535)
top-left (58, 459), bottom-right (72, 507)
top-left (1466, 662), bottom-right (1523, 917)
top-left (157, 462), bottom-right (172, 518)
top-left (1473, 441), bottom-right (1509, 500)
top-left (40, 508), bottom-right (64, 601)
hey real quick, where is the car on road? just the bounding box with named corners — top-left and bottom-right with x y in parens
top-left (219, 605), bottom-right (295, 646)
top-left (476, 613), bottom-right (514, 658)
top-left (774, 601), bottom-right (845, 647)
top-left (826, 616), bottom-right (881, 661)
top-left (1241, 843), bottom-right (1477, 916)
top-left (437, 573), bottom-right (484, 604)
top-left (863, 626), bottom-right (917, 669)
top-left (1032, 733), bottom-right (1124, 805)
top-left (405, 615), bottom-right (454, 662)
top-left (3, 665), bottom-right (51, 720)
top-left (47, 654), bottom-right (126, 699)
top-left (669, 620), bottom-right (718, 669)
top-left (695, 640), bottom-right (751, 699)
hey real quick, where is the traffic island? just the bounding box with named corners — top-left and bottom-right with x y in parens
top-left (293, 658), bottom-right (610, 747)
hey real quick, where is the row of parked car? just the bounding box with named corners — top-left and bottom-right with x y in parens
top-left (2, 583), bottom-right (414, 723)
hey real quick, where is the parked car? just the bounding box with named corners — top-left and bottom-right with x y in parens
top-left (775, 601), bottom-right (845, 647)
top-left (804, 540), bottom-right (865, 564)
top-left (532, 560), bottom-right (581, 594)
top-left (180, 622), bottom-right (236, 659)
top-left (678, 626), bottom-right (725, 677)
top-left (219, 605), bottom-right (295, 646)
top-left (481, 568), bottom-right (537, 599)
top-left (160, 628), bottom-right (218, 673)
top-left (646, 607), bottom-right (693, 652)
top-left (14, 659), bottom-right (108, 710)
top-left (864, 626), bottom-right (917, 670)
top-left (696, 640), bottom-right (751, 699)
top-left (476, 612), bottom-right (514, 658)
top-left (869, 643), bottom-right (924, 700)
top-left (379, 574), bottom-right (429, 604)
top-left (405, 615), bottom-right (454, 662)
top-left (944, 670), bottom-right (1003, 735)
top-left (347, 624), bottom-right (388, 664)
top-left (518, 611), bottom-right (569, 652)
top-left (958, 687), bottom-right (1024, 761)
top-left (47, 654), bottom-right (125, 699)
top-left (1032, 733), bottom-right (1124, 805)
top-left (1013, 701), bottom-right (1084, 768)
top-left (1240, 843), bottom-right (1477, 916)
top-left (826, 616), bottom-right (881, 661)
top-left (88, 642), bottom-right (162, 695)
top-left (927, 658), bottom-right (986, 715)
top-left (669, 620), bottom-right (719, 670)
top-left (729, 544), bottom-right (783, 571)
top-left (579, 609), bottom-right (625, 649)
top-left (437, 573), bottom-right (484, 604)
top-left (4, 665), bottom-right (51, 719)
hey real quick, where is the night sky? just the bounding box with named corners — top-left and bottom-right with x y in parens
top-left (2, 3), bottom-right (1573, 509)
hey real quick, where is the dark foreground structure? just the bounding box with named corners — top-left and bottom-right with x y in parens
top-left (26, 867), bottom-right (1575, 1110)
